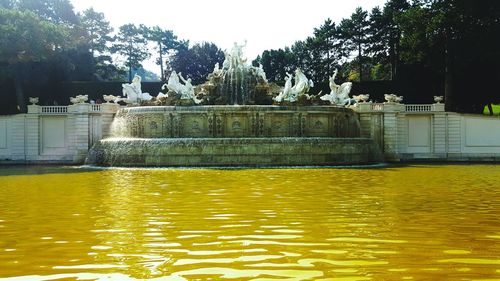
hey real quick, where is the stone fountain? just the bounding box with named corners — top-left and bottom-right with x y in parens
top-left (86, 42), bottom-right (382, 166)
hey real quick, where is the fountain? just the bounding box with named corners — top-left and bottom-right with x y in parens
top-left (86, 42), bottom-right (382, 166)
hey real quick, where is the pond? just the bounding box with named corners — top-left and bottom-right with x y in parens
top-left (0, 165), bottom-right (499, 280)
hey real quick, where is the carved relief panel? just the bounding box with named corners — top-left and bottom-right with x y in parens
top-left (179, 113), bottom-right (209, 137)
top-left (224, 113), bottom-right (251, 137)
top-left (305, 113), bottom-right (331, 137)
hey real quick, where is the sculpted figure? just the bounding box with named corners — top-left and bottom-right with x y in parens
top-left (384, 94), bottom-right (403, 103)
top-left (274, 69), bottom-right (313, 103)
top-left (178, 73), bottom-right (200, 103)
top-left (212, 62), bottom-right (224, 78)
top-left (256, 63), bottom-right (267, 83)
top-left (230, 40), bottom-right (247, 68)
top-left (122, 75), bottom-right (152, 103)
top-left (167, 71), bottom-right (184, 94)
top-left (291, 68), bottom-right (313, 96)
top-left (167, 71), bottom-right (201, 104)
top-left (320, 69), bottom-right (353, 106)
top-left (222, 50), bottom-right (231, 70)
top-left (122, 75), bottom-right (142, 103)
top-left (274, 73), bottom-right (294, 102)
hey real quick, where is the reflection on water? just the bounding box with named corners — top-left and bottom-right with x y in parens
top-left (1, 165), bottom-right (500, 280)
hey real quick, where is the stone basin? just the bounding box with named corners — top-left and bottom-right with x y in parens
top-left (86, 105), bottom-right (383, 166)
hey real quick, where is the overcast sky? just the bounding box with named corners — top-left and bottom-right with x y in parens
top-left (71, 0), bottom-right (387, 73)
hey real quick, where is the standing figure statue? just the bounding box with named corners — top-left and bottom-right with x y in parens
top-left (228, 40), bottom-right (247, 69)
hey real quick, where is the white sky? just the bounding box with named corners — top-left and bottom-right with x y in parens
top-left (71, 0), bottom-right (386, 74)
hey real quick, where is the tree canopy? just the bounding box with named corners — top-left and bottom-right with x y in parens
top-left (1, 0), bottom-right (499, 114)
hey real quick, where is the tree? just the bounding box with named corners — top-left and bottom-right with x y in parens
top-left (310, 19), bottom-right (344, 81)
top-left (170, 42), bottom-right (224, 85)
top-left (339, 7), bottom-right (370, 81)
top-left (0, 7), bottom-right (71, 111)
top-left (80, 7), bottom-right (113, 56)
top-left (254, 48), bottom-right (296, 83)
top-left (143, 25), bottom-right (179, 81)
top-left (14, 0), bottom-right (79, 26)
top-left (112, 23), bottom-right (150, 82)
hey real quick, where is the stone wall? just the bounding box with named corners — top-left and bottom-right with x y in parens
top-left (354, 103), bottom-right (500, 162)
top-left (1, 102), bottom-right (499, 165)
top-left (112, 106), bottom-right (360, 139)
top-left (0, 103), bottom-right (119, 164)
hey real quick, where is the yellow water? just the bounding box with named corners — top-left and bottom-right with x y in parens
top-left (0, 165), bottom-right (500, 280)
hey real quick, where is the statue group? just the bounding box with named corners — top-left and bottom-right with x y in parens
top-left (122, 41), bottom-right (358, 107)
top-left (273, 68), bottom-right (314, 103)
top-left (163, 71), bottom-right (201, 104)
top-left (320, 69), bottom-right (354, 106)
top-left (122, 75), bottom-right (153, 104)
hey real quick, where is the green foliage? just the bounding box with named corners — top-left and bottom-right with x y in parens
top-left (170, 42), bottom-right (225, 85)
top-left (13, 0), bottom-right (79, 25)
top-left (367, 0), bottom-right (411, 79)
top-left (338, 7), bottom-right (370, 81)
top-left (370, 63), bottom-right (392, 80)
top-left (112, 23), bottom-right (150, 82)
top-left (143, 25), bottom-right (180, 80)
top-left (80, 8), bottom-right (113, 56)
top-left (254, 48), bottom-right (296, 83)
top-left (0, 8), bottom-right (70, 64)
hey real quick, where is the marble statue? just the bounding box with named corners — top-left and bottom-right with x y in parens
top-left (166, 71), bottom-right (183, 94)
top-left (222, 51), bottom-right (231, 70)
top-left (70, 94), bottom-right (89, 104)
top-left (353, 94), bottom-right (370, 103)
top-left (292, 68), bottom-right (313, 95)
top-left (231, 41), bottom-right (246, 69)
top-left (221, 41), bottom-right (248, 70)
top-left (320, 69), bottom-right (353, 106)
top-left (384, 94), bottom-right (403, 103)
top-left (122, 75), bottom-right (153, 104)
top-left (29, 97), bottom-right (39, 105)
top-left (166, 71), bottom-right (201, 104)
top-left (179, 73), bottom-right (201, 104)
top-left (256, 63), bottom-right (267, 83)
top-left (212, 62), bottom-right (224, 78)
top-left (274, 73), bottom-right (294, 102)
top-left (274, 68), bottom-right (313, 103)
top-left (434, 96), bottom-right (444, 103)
top-left (103, 95), bottom-right (121, 103)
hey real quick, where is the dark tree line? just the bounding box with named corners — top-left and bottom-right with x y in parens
top-left (254, 0), bottom-right (500, 112)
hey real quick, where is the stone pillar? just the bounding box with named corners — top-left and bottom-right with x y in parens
top-left (432, 109), bottom-right (447, 156)
top-left (353, 103), bottom-right (384, 151)
top-left (381, 103), bottom-right (405, 161)
top-left (25, 105), bottom-right (40, 162)
top-left (68, 104), bottom-right (90, 162)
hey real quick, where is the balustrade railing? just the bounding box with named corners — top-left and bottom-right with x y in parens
top-left (405, 104), bottom-right (432, 112)
top-left (40, 106), bottom-right (68, 114)
top-left (90, 104), bottom-right (101, 112)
